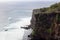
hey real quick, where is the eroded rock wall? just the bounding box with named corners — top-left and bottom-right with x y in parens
top-left (30, 9), bottom-right (59, 40)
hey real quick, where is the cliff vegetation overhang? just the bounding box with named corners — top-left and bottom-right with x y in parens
top-left (33, 2), bottom-right (60, 14)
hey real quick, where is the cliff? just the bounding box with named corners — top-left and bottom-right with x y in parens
top-left (30, 2), bottom-right (60, 40)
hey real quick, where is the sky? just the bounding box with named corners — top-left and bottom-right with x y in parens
top-left (0, 0), bottom-right (60, 2)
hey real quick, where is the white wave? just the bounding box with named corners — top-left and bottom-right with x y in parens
top-left (0, 17), bottom-right (31, 40)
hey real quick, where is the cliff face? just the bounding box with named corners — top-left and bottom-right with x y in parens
top-left (30, 3), bottom-right (60, 40)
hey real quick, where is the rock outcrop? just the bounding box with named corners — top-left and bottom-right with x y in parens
top-left (29, 2), bottom-right (60, 40)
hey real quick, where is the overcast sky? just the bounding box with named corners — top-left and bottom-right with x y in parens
top-left (0, 0), bottom-right (60, 2)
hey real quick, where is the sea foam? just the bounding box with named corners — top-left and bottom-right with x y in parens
top-left (0, 17), bottom-right (31, 40)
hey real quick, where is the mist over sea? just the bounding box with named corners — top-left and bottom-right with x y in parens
top-left (0, 1), bottom-right (58, 40)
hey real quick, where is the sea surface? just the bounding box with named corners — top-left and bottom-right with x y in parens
top-left (0, 17), bottom-right (32, 40)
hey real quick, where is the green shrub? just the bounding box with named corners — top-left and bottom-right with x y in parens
top-left (39, 2), bottom-right (60, 13)
top-left (47, 28), bottom-right (52, 33)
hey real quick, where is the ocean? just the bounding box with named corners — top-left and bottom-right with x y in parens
top-left (0, 1), bottom-right (58, 40)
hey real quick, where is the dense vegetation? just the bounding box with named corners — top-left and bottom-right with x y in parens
top-left (40, 2), bottom-right (60, 12)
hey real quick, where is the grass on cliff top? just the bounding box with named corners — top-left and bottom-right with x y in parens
top-left (39, 2), bottom-right (60, 13)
